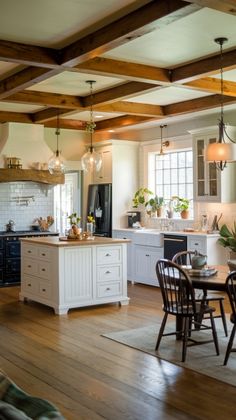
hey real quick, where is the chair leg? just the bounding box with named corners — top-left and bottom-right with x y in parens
top-left (209, 312), bottom-right (220, 356)
top-left (155, 312), bottom-right (168, 351)
top-left (182, 317), bottom-right (190, 362)
top-left (224, 325), bottom-right (236, 366)
top-left (219, 300), bottom-right (228, 337)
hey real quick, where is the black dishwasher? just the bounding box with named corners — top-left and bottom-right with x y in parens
top-left (163, 234), bottom-right (187, 260)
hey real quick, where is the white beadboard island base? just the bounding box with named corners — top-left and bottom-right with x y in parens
top-left (20, 236), bottom-right (130, 315)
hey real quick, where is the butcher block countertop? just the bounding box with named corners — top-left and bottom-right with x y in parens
top-left (20, 236), bottom-right (131, 247)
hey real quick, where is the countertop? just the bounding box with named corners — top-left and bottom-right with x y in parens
top-left (20, 236), bottom-right (131, 247)
top-left (113, 228), bottom-right (220, 237)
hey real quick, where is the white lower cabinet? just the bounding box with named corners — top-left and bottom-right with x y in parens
top-left (112, 230), bottom-right (134, 280)
top-left (20, 241), bottom-right (129, 315)
top-left (187, 234), bottom-right (227, 265)
top-left (134, 245), bottom-right (163, 286)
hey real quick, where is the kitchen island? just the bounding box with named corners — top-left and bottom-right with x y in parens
top-left (20, 236), bottom-right (130, 314)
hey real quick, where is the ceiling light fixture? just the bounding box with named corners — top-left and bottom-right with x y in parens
top-left (81, 80), bottom-right (102, 173)
top-left (205, 37), bottom-right (236, 171)
top-left (48, 111), bottom-right (65, 174)
top-left (159, 124), bottom-right (169, 157)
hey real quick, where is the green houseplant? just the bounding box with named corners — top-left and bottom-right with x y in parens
top-left (172, 196), bottom-right (190, 219)
top-left (218, 223), bottom-right (236, 253)
top-left (132, 187), bottom-right (153, 208)
top-left (148, 196), bottom-right (164, 217)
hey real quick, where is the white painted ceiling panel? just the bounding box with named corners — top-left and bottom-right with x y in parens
top-left (103, 8), bottom-right (236, 68)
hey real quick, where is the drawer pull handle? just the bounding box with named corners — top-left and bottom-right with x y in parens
top-left (27, 283), bottom-right (31, 287)
top-left (105, 253), bottom-right (111, 257)
top-left (27, 265), bottom-right (31, 268)
top-left (105, 271), bottom-right (111, 274)
top-left (41, 253), bottom-right (46, 256)
top-left (41, 268), bottom-right (46, 272)
top-left (27, 250), bottom-right (32, 253)
top-left (146, 254), bottom-right (150, 257)
top-left (106, 287), bottom-right (111, 291)
top-left (194, 243), bottom-right (199, 246)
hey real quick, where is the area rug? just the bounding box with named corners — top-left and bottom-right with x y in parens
top-left (102, 318), bottom-right (236, 387)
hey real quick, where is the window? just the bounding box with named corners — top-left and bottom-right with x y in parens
top-left (149, 149), bottom-right (193, 216)
top-left (54, 172), bottom-right (82, 234)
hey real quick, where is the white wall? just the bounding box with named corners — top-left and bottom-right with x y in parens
top-left (44, 127), bottom-right (88, 161)
top-left (112, 141), bottom-right (139, 228)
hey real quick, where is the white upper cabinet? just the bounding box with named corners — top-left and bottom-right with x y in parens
top-left (191, 127), bottom-right (236, 203)
top-left (93, 146), bottom-right (112, 184)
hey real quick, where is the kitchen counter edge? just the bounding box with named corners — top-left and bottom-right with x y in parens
top-left (20, 236), bottom-right (131, 247)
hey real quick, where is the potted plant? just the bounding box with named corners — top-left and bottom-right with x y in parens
top-left (132, 187), bottom-right (153, 208)
top-left (218, 223), bottom-right (236, 256)
top-left (148, 196), bottom-right (164, 217)
top-left (172, 196), bottom-right (190, 219)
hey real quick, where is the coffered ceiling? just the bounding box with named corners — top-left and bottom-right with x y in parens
top-left (0, 0), bottom-right (235, 137)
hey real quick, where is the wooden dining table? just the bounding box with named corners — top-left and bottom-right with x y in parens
top-left (189, 265), bottom-right (229, 292)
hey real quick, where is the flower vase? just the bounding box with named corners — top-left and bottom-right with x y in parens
top-left (86, 222), bottom-right (94, 239)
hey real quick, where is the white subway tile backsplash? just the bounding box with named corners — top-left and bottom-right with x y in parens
top-left (0, 182), bottom-right (54, 231)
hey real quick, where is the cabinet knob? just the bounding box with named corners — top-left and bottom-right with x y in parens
top-left (145, 254), bottom-right (150, 257)
top-left (42, 288), bottom-right (46, 292)
top-left (27, 265), bottom-right (31, 268)
top-left (105, 270), bottom-right (111, 274)
top-left (41, 268), bottom-right (46, 272)
top-left (105, 253), bottom-right (111, 257)
top-left (27, 283), bottom-right (31, 287)
top-left (41, 253), bottom-right (46, 256)
top-left (27, 250), bottom-right (32, 253)
top-left (194, 243), bottom-right (199, 246)
top-left (106, 287), bottom-right (111, 291)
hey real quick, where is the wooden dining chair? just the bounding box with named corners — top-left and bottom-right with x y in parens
top-left (172, 250), bottom-right (228, 337)
top-left (155, 259), bottom-right (219, 362)
top-left (224, 271), bottom-right (236, 365)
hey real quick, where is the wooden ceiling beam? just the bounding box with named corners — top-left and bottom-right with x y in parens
top-left (184, 1), bottom-right (236, 16)
top-left (0, 39), bottom-right (58, 67)
top-left (32, 108), bottom-right (73, 123)
top-left (95, 101), bottom-right (164, 117)
top-left (60, 0), bottom-right (200, 66)
top-left (184, 77), bottom-right (236, 97)
top-left (0, 67), bottom-right (61, 99)
top-left (95, 115), bottom-right (154, 131)
top-left (163, 94), bottom-right (236, 116)
top-left (0, 111), bottom-right (33, 123)
top-left (172, 48), bottom-right (236, 83)
top-left (44, 118), bottom-right (87, 130)
top-left (6, 90), bottom-right (84, 109)
top-left (82, 82), bottom-right (158, 107)
top-left (76, 57), bottom-right (170, 84)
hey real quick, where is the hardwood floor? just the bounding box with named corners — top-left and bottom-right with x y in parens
top-left (0, 283), bottom-right (236, 420)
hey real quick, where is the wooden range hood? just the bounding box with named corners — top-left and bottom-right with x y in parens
top-left (0, 168), bottom-right (65, 184)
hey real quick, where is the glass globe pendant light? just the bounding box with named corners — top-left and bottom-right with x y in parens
top-left (81, 80), bottom-right (102, 173)
top-left (48, 111), bottom-right (65, 174)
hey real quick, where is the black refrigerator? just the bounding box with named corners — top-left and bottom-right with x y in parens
top-left (87, 183), bottom-right (112, 237)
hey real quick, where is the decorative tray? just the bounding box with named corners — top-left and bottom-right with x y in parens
top-left (59, 236), bottom-right (94, 241)
top-left (182, 266), bottom-right (218, 277)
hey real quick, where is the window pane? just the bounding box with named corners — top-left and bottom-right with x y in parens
top-left (154, 150), bottom-right (193, 218)
top-left (178, 152), bottom-right (185, 167)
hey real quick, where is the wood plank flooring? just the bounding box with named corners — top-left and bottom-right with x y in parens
top-left (0, 283), bottom-right (236, 420)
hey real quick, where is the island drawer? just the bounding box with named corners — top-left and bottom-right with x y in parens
top-left (22, 244), bottom-right (52, 260)
top-left (39, 281), bottom-right (52, 299)
top-left (22, 258), bottom-right (51, 280)
top-left (22, 275), bottom-right (38, 294)
top-left (96, 246), bottom-right (122, 265)
top-left (97, 281), bottom-right (122, 298)
top-left (97, 265), bottom-right (122, 282)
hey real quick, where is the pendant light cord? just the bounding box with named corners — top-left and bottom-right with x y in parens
top-left (55, 110), bottom-right (60, 157)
